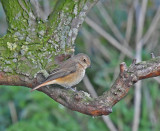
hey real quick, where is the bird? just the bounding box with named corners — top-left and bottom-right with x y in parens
top-left (31, 53), bottom-right (91, 91)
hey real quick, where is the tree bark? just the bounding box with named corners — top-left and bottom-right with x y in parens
top-left (0, 0), bottom-right (98, 78)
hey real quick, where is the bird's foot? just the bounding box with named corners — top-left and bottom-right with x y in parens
top-left (66, 87), bottom-right (77, 92)
top-left (72, 87), bottom-right (77, 91)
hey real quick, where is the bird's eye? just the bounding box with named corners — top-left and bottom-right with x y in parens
top-left (83, 59), bottom-right (86, 62)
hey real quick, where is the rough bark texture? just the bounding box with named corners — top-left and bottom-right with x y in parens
top-left (1, 0), bottom-right (160, 116)
top-left (0, 0), bottom-right (98, 78)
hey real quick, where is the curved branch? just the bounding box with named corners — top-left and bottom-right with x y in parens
top-left (1, 56), bottom-right (160, 116)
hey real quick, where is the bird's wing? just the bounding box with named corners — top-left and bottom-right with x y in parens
top-left (50, 57), bottom-right (73, 74)
top-left (31, 63), bottom-right (77, 92)
top-left (31, 58), bottom-right (77, 92)
top-left (45, 63), bottom-right (77, 82)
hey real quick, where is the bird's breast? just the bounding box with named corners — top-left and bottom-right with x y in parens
top-left (55, 68), bottom-right (85, 88)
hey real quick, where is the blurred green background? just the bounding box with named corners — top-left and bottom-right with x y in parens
top-left (0, 0), bottom-right (160, 131)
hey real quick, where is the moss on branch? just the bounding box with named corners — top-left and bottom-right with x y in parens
top-left (0, 0), bottom-right (98, 78)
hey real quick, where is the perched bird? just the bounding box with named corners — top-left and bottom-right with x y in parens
top-left (31, 53), bottom-right (91, 91)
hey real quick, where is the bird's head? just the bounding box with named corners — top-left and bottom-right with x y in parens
top-left (75, 53), bottom-right (91, 69)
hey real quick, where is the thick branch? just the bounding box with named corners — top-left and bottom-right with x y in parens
top-left (1, 56), bottom-right (160, 116)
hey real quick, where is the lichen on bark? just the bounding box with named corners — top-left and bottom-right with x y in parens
top-left (0, 0), bottom-right (98, 78)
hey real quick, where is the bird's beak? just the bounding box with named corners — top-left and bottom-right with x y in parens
top-left (88, 64), bottom-right (92, 68)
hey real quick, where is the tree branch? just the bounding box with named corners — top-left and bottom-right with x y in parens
top-left (1, 56), bottom-right (160, 116)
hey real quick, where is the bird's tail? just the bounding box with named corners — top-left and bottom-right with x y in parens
top-left (31, 80), bottom-right (55, 92)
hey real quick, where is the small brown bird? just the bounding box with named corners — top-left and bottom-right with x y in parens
top-left (31, 53), bottom-right (91, 91)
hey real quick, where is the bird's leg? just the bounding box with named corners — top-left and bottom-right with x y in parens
top-left (72, 86), bottom-right (77, 91)
top-left (66, 87), bottom-right (77, 92)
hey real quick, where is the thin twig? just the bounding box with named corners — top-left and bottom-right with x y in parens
top-left (145, 31), bottom-right (159, 52)
top-left (83, 75), bottom-right (97, 98)
top-left (92, 38), bottom-right (111, 61)
top-left (142, 6), bottom-right (160, 46)
top-left (132, 0), bottom-right (148, 131)
top-left (8, 101), bottom-right (18, 124)
top-left (81, 28), bottom-right (111, 61)
top-left (96, 2), bottom-right (129, 46)
top-left (85, 17), bottom-right (133, 58)
top-left (143, 87), bottom-right (157, 127)
top-left (102, 116), bottom-right (117, 131)
top-left (135, 0), bottom-right (148, 42)
top-left (133, 81), bottom-right (142, 131)
top-left (125, 2), bottom-right (134, 43)
top-left (154, 77), bottom-right (160, 84)
top-left (113, 1), bottom-right (134, 82)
